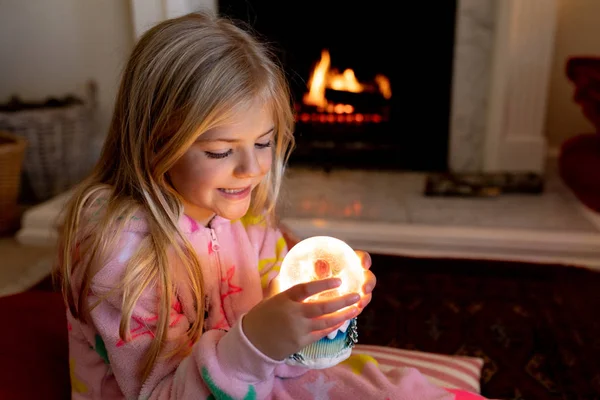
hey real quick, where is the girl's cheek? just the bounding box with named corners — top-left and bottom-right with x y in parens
top-left (258, 150), bottom-right (273, 174)
top-left (186, 150), bottom-right (219, 176)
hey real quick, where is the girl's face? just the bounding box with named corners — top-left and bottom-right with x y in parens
top-left (169, 100), bottom-right (275, 225)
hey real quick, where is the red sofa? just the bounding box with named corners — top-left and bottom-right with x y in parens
top-left (559, 57), bottom-right (600, 213)
top-left (0, 289), bottom-right (71, 399)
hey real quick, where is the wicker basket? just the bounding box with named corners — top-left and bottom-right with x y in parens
top-left (0, 94), bottom-right (96, 202)
top-left (0, 131), bottom-right (27, 234)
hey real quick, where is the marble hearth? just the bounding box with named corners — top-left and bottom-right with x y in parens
top-left (277, 161), bottom-right (600, 269)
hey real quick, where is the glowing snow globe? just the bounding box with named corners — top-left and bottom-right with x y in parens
top-left (278, 236), bottom-right (365, 369)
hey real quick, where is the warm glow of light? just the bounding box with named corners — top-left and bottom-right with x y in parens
top-left (375, 74), bottom-right (392, 99)
top-left (312, 219), bottom-right (327, 227)
top-left (353, 201), bottom-right (363, 215)
top-left (329, 68), bottom-right (363, 93)
top-left (303, 49), bottom-right (331, 108)
top-left (302, 49), bottom-right (392, 109)
top-left (278, 236), bottom-right (365, 302)
top-left (331, 104), bottom-right (354, 114)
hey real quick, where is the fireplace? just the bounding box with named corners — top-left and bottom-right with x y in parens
top-left (218, 0), bottom-right (458, 171)
top-left (132, 1), bottom-right (556, 175)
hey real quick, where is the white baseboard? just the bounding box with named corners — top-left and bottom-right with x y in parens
top-left (0, 257), bottom-right (53, 297)
top-left (15, 228), bottom-right (60, 248)
top-left (282, 218), bottom-right (600, 270)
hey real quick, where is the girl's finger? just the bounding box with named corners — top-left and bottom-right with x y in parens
top-left (362, 270), bottom-right (376, 294)
top-left (287, 278), bottom-right (341, 302)
top-left (311, 319), bottom-right (349, 342)
top-left (355, 250), bottom-right (372, 270)
top-left (357, 293), bottom-right (372, 310)
top-left (302, 292), bottom-right (361, 318)
top-left (309, 306), bottom-right (359, 332)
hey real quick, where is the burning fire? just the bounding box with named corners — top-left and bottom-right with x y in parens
top-left (302, 49), bottom-right (392, 111)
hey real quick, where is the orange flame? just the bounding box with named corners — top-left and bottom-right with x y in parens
top-left (302, 49), bottom-right (391, 110)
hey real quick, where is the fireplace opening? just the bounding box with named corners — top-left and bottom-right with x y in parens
top-left (218, 1), bottom-right (457, 171)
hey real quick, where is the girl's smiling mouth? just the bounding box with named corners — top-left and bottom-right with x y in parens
top-left (217, 186), bottom-right (252, 199)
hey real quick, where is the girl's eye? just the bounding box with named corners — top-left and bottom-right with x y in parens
top-left (204, 141), bottom-right (271, 159)
top-left (255, 141), bottom-right (272, 149)
top-left (204, 150), bottom-right (232, 159)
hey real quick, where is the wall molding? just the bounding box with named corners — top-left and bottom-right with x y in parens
top-left (483, 0), bottom-right (558, 173)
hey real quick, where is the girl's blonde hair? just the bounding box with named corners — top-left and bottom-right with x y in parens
top-left (55, 11), bottom-right (295, 380)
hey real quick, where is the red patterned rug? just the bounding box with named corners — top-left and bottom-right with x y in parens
top-left (362, 255), bottom-right (600, 399)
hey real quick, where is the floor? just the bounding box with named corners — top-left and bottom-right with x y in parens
top-left (0, 236), bottom-right (54, 297)
top-left (3, 158), bottom-right (600, 297)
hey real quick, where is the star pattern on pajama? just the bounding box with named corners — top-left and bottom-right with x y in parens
top-left (116, 315), bottom-right (157, 347)
top-left (304, 374), bottom-right (336, 400)
top-left (221, 265), bottom-right (243, 300)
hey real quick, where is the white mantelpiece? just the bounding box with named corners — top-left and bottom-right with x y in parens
top-left (132, 0), bottom-right (558, 174)
top-left (451, 0), bottom-right (558, 173)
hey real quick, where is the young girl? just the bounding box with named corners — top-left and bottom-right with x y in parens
top-left (56, 11), bottom-right (487, 400)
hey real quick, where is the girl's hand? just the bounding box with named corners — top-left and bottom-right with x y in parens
top-left (242, 277), bottom-right (361, 361)
top-left (265, 250), bottom-right (377, 306)
top-left (355, 250), bottom-right (376, 311)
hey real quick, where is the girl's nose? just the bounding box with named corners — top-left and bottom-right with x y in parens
top-left (235, 148), bottom-right (262, 178)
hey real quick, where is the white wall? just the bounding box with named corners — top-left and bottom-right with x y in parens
top-left (545, 0), bottom-right (600, 149)
top-left (130, 0), bottom-right (216, 39)
top-left (0, 0), bottom-right (134, 155)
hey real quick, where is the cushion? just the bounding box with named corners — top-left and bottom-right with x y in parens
top-left (353, 344), bottom-right (484, 394)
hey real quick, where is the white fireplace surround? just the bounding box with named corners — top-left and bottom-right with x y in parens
top-left (452, 0), bottom-right (557, 173)
top-left (130, 0), bottom-right (558, 174)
